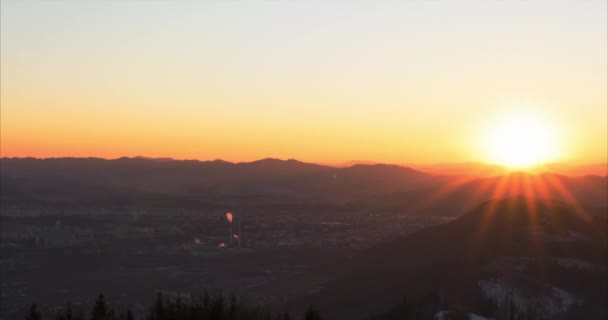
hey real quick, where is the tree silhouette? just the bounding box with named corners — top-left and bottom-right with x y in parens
top-left (209, 293), bottom-right (225, 320)
top-left (26, 303), bottom-right (41, 320)
top-left (203, 290), bottom-right (210, 308)
top-left (153, 292), bottom-right (165, 320)
top-left (229, 295), bottom-right (237, 320)
top-left (91, 294), bottom-right (108, 320)
top-left (55, 302), bottom-right (75, 320)
top-left (304, 305), bottom-right (320, 320)
top-left (25, 291), bottom-right (306, 320)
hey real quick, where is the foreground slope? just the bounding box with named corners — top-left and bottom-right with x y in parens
top-left (307, 198), bottom-right (607, 319)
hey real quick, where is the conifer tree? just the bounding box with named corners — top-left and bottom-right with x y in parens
top-left (229, 295), bottom-right (237, 320)
top-left (209, 293), bottom-right (225, 320)
top-left (304, 305), bottom-right (320, 320)
top-left (92, 294), bottom-right (108, 320)
top-left (55, 302), bottom-right (74, 320)
top-left (125, 308), bottom-right (135, 320)
top-left (26, 303), bottom-right (41, 320)
top-left (154, 292), bottom-right (165, 320)
top-left (203, 290), bottom-right (210, 308)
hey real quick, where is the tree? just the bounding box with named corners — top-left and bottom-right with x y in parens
top-left (65, 302), bottom-right (73, 320)
top-left (209, 293), bottom-right (225, 320)
top-left (229, 295), bottom-right (237, 320)
top-left (74, 308), bottom-right (85, 320)
top-left (26, 303), bottom-right (41, 320)
top-left (92, 294), bottom-right (108, 320)
top-left (124, 308), bottom-right (135, 320)
top-left (203, 290), bottom-right (210, 308)
top-left (154, 292), bottom-right (165, 320)
top-left (305, 305), bottom-right (320, 320)
top-left (275, 312), bottom-right (290, 320)
top-left (55, 302), bottom-right (73, 320)
top-left (524, 304), bottom-right (537, 320)
top-left (26, 291), bottom-right (314, 320)
top-left (107, 308), bottom-right (117, 320)
top-left (508, 294), bottom-right (515, 320)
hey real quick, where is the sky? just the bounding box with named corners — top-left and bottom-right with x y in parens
top-left (1, 0), bottom-right (607, 165)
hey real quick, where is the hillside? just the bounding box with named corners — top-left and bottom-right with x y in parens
top-left (304, 198), bottom-right (608, 319)
top-left (0, 157), bottom-right (431, 208)
top-left (361, 172), bottom-right (607, 216)
top-left (2, 158), bottom-right (606, 214)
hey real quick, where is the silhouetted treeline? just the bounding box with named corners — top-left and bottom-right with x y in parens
top-left (26, 292), bottom-right (319, 320)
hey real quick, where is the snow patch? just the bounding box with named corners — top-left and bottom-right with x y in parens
top-left (567, 230), bottom-right (586, 241)
top-left (553, 257), bottom-right (606, 271)
top-left (477, 279), bottom-right (527, 311)
top-left (469, 313), bottom-right (493, 320)
top-left (551, 287), bottom-right (576, 312)
top-left (477, 279), bottom-right (580, 317)
top-left (435, 311), bottom-right (493, 320)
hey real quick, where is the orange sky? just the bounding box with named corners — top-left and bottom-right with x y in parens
top-left (1, 1), bottom-right (606, 165)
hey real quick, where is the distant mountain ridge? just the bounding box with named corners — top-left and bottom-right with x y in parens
top-left (1, 157), bottom-right (606, 213)
top-left (0, 157), bottom-right (430, 208)
top-left (4, 156), bottom-right (606, 176)
top-left (408, 162), bottom-right (608, 177)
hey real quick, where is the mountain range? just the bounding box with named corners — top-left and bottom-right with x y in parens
top-left (1, 157), bottom-right (606, 216)
top-left (1, 157), bottom-right (606, 319)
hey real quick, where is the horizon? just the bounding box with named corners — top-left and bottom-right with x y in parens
top-left (2, 155), bottom-right (606, 177)
top-left (3, 154), bottom-right (607, 166)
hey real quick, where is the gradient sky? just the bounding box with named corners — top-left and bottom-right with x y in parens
top-left (1, 0), bottom-right (606, 164)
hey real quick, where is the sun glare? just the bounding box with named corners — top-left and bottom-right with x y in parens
top-left (485, 115), bottom-right (558, 168)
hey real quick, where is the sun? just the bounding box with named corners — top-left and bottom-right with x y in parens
top-left (485, 115), bottom-right (558, 168)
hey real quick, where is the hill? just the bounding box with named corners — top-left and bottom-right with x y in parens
top-left (352, 172), bottom-right (607, 219)
top-left (0, 157), bottom-right (430, 208)
top-left (1, 158), bottom-right (605, 217)
top-left (304, 198), bottom-right (608, 319)
top-left (408, 162), bottom-right (608, 178)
